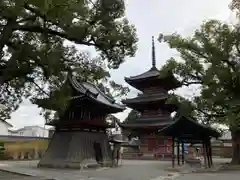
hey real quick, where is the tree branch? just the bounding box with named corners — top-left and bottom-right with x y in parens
top-left (182, 81), bottom-right (202, 86)
top-left (15, 24), bottom-right (96, 46)
top-left (26, 77), bottom-right (50, 97)
top-left (197, 108), bottom-right (226, 118)
top-left (17, 15), bottom-right (37, 24)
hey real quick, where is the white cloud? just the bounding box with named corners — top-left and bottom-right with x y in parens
top-left (9, 0), bottom-right (232, 128)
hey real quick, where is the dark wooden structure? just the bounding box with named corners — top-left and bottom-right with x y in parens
top-left (118, 37), bottom-right (181, 158)
top-left (158, 115), bottom-right (220, 168)
top-left (38, 75), bottom-right (125, 169)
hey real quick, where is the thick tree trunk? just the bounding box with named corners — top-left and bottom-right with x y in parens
top-left (231, 130), bottom-right (240, 164)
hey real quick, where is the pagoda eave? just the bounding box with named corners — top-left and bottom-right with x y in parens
top-left (118, 119), bottom-right (173, 131)
top-left (125, 75), bottom-right (181, 91)
top-left (124, 67), bottom-right (159, 82)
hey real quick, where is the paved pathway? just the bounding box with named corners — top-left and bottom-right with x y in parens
top-left (0, 159), bottom-right (238, 180)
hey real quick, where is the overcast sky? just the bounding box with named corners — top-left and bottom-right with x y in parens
top-left (8, 0), bottom-right (233, 129)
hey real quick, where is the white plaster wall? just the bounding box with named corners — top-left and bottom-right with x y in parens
top-left (0, 121), bottom-right (10, 135)
top-left (13, 126), bottom-right (49, 137)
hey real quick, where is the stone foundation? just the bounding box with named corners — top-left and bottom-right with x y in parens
top-left (38, 130), bottom-right (112, 169)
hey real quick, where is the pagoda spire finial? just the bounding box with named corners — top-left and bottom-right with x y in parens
top-left (151, 36), bottom-right (156, 68)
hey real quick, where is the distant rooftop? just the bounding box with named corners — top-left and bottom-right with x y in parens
top-left (9, 125), bottom-right (49, 133)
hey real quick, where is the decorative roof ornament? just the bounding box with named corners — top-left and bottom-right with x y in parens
top-left (151, 36), bottom-right (156, 68)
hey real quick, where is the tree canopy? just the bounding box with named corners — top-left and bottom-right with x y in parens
top-left (160, 20), bottom-right (240, 129)
top-left (166, 94), bottom-right (196, 119)
top-left (160, 19), bottom-right (240, 163)
top-left (230, 0), bottom-right (240, 15)
top-left (0, 0), bottom-right (138, 121)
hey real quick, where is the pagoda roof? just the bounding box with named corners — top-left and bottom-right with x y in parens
top-left (115, 117), bottom-right (172, 131)
top-left (158, 116), bottom-right (220, 140)
top-left (125, 67), bottom-right (159, 82)
top-left (122, 94), bottom-right (178, 112)
top-left (124, 37), bottom-right (181, 90)
top-left (125, 68), bottom-right (181, 90)
top-left (68, 75), bottom-right (125, 112)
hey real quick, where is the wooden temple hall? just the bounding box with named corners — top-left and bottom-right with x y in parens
top-left (38, 75), bottom-right (126, 169)
top-left (117, 36), bottom-right (220, 168)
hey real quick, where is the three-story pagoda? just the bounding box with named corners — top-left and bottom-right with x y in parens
top-left (119, 37), bottom-right (181, 158)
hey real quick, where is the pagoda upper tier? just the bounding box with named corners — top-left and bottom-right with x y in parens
top-left (123, 37), bottom-right (181, 112)
top-left (122, 93), bottom-right (178, 112)
top-left (124, 37), bottom-right (181, 92)
top-left (125, 67), bottom-right (181, 91)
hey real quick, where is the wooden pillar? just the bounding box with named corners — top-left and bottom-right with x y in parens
top-left (208, 139), bottom-right (213, 166)
top-left (205, 140), bottom-right (210, 168)
top-left (172, 137), bottom-right (175, 168)
top-left (209, 139), bottom-right (213, 166)
top-left (203, 141), bottom-right (207, 169)
top-left (181, 141), bottom-right (184, 165)
top-left (177, 140), bottom-right (180, 166)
